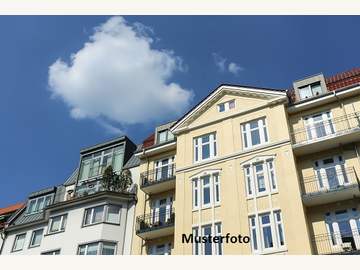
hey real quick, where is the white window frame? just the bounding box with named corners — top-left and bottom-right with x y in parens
top-left (29, 228), bottom-right (44, 248)
top-left (26, 194), bottom-right (53, 215)
top-left (154, 156), bottom-right (175, 181)
top-left (193, 222), bottom-right (222, 255)
top-left (157, 129), bottom-right (174, 144)
top-left (148, 243), bottom-right (172, 255)
top-left (241, 117), bottom-right (269, 149)
top-left (193, 133), bottom-right (217, 163)
top-left (298, 82), bottom-right (322, 100)
top-left (48, 214), bottom-right (67, 234)
top-left (12, 233), bottom-right (26, 252)
top-left (83, 204), bottom-right (121, 226)
top-left (304, 111), bottom-right (335, 141)
top-left (192, 172), bottom-right (221, 210)
top-left (249, 210), bottom-right (286, 254)
top-left (217, 99), bottom-right (235, 112)
top-left (244, 158), bottom-right (277, 198)
top-left (249, 216), bottom-right (259, 252)
top-left (77, 241), bottom-right (117, 255)
top-left (41, 249), bottom-right (61, 255)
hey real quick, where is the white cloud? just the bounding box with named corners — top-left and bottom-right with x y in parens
top-left (48, 16), bottom-right (193, 134)
top-left (228, 62), bottom-right (244, 75)
top-left (212, 52), bottom-right (244, 76)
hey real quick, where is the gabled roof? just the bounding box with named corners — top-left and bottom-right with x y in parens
top-left (0, 202), bottom-right (24, 216)
top-left (170, 83), bottom-right (286, 133)
top-left (326, 67), bottom-right (360, 91)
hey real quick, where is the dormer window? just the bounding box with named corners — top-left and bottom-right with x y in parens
top-left (27, 194), bottom-right (54, 215)
top-left (157, 129), bottom-right (174, 144)
top-left (298, 82), bottom-right (322, 100)
top-left (218, 100), bottom-right (235, 112)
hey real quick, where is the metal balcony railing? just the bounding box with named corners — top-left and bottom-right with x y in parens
top-left (291, 112), bottom-right (360, 145)
top-left (300, 167), bottom-right (360, 196)
top-left (136, 208), bottom-right (175, 234)
top-left (312, 229), bottom-right (360, 255)
top-left (140, 164), bottom-right (176, 187)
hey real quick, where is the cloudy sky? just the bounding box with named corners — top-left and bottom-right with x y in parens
top-left (0, 16), bottom-right (359, 207)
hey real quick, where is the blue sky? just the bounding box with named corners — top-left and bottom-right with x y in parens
top-left (0, 16), bottom-right (359, 207)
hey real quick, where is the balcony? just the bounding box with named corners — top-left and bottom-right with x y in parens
top-left (136, 208), bottom-right (175, 240)
top-left (140, 164), bottom-right (176, 194)
top-left (291, 112), bottom-right (360, 155)
top-left (300, 167), bottom-right (360, 206)
top-left (312, 229), bottom-right (360, 255)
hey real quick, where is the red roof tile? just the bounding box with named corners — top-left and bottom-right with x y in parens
top-left (142, 133), bottom-right (155, 149)
top-left (326, 67), bottom-right (360, 91)
top-left (0, 202), bottom-right (24, 216)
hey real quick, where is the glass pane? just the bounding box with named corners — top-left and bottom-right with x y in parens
top-left (78, 245), bottom-right (86, 255)
top-left (263, 226), bottom-right (274, 248)
top-left (80, 159), bottom-right (91, 180)
top-left (28, 200), bottom-right (36, 214)
top-left (44, 195), bottom-right (52, 207)
top-left (86, 243), bottom-right (99, 255)
top-left (106, 205), bottom-right (121, 224)
top-left (84, 209), bottom-right (92, 225)
top-left (202, 135), bottom-right (210, 143)
top-left (35, 197), bottom-right (45, 212)
top-left (92, 206), bottom-right (104, 223)
top-left (218, 103), bottom-right (225, 112)
top-left (251, 129), bottom-right (261, 146)
top-left (250, 121), bottom-right (259, 129)
top-left (203, 186), bottom-right (210, 205)
top-left (202, 144), bottom-right (210, 159)
top-left (229, 100), bottom-right (235, 109)
top-left (252, 228), bottom-right (258, 250)
top-left (158, 131), bottom-right (167, 143)
top-left (112, 151), bottom-right (124, 172)
top-left (261, 215), bottom-right (270, 224)
top-left (14, 234), bottom-right (25, 251)
top-left (299, 86), bottom-right (312, 99)
top-left (311, 83), bottom-right (322, 95)
top-left (278, 224), bottom-right (284, 246)
top-left (50, 216), bottom-right (61, 232)
top-left (203, 226), bottom-right (212, 255)
top-left (102, 243), bottom-right (116, 255)
top-left (256, 164), bottom-right (265, 192)
top-left (31, 230), bottom-right (43, 246)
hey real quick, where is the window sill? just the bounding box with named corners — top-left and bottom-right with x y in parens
top-left (246, 191), bottom-right (279, 200)
top-left (44, 230), bottom-right (65, 237)
top-left (82, 221), bottom-right (121, 228)
top-left (192, 204), bottom-right (220, 212)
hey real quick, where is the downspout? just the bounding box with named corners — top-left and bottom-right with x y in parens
top-left (354, 144), bottom-right (360, 191)
top-left (0, 227), bottom-right (7, 255)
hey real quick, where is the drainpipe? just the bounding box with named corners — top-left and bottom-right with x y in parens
top-left (354, 144), bottom-right (360, 191)
top-left (0, 227), bottom-right (7, 255)
top-left (334, 91), bottom-right (350, 129)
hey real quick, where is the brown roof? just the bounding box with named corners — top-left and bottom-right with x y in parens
top-left (0, 202), bottom-right (24, 216)
top-left (326, 67), bottom-right (360, 91)
top-left (142, 133), bottom-right (155, 149)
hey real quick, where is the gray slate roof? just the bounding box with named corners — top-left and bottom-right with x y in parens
top-left (63, 168), bottom-right (79, 186)
top-left (11, 210), bottom-right (44, 227)
top-left (28, 187), bottom-right (56, 199)
top-left (123, 153), bottom-right (140, 169)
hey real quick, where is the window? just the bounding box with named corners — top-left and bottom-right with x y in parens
top-left (249, 210), bottom-right (286, 253)
top-left (27, 194), bottom-right (53, 214)
top-left (194, 133), bottom-right (217, 162)
top-left (244, 159), bottom-right (277, 197)
top-left (29, 229), bottom-right (43, 248)
top-left (241, 118), bottom-right (268, 149)
top-left (148, 243), bottom-right (172, 255)
top-left (84, 205), bottom-right (121, 226)
top-left (157, 129), bottom-right (174, 144)
top-left (249, 216), bottom-right (258, 251)
top-left (41, 249), bottom-right (60, 255)
top-left (274, 211), bottom-right (285, 247)
top-left (78, 241), bottom-right (116, 255)
top-left (304, 111), bottom-right (335, 141)
top-left (193, 223), bottom-right (222, 255)
top-left (79, 145), bottom-right (125, 181)
top-left (48, 214), bottom-right (67, 234)
top-left (12, 233), bottom-right (26, 252)
top-left (218, 100), bottom-right (235, 112)
top-left (298, 82), bottom-right (322, 100)
top-left (155, 156), bottom-right (175, 181)
top-left (314, 155), bottom-right (347, 191)
top-left (192, 173), bottom-right (220, 209)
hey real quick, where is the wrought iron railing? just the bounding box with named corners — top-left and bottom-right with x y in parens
top-left (136, 208), bottom-right (175, 234)
top-left (312, 229), bottom-right (360, 255)
top-left (140, 164), bottom-right (176, 187)
top-left (291, 112), bottom-right (360, 145)
top-left (300, 167), bottom-right (360, 196)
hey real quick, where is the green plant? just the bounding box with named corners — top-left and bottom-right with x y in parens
top-left (102, 166), bottom-right (133, 192)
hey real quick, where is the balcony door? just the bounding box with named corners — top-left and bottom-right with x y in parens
top-left (155, 156), bottom-right (175, 181)
top-left (151, 196), bottom-right (173, 226)
top-left (326, 209), bottom-right (360, 252)
top-left (314, 155), bottom-right (348, 191)
top-left (304, 111), bottom-right (335, 141)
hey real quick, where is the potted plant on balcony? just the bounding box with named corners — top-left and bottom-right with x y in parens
top-left (102, 166), bottom-right (133, 192)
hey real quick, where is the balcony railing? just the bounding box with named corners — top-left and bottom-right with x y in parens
top-left (140, 164), bottom-right (176, 187)
top-left (136, 208), bottom-right (175, 235)
top-left (75, 179), bottom-right (104, 197)
top-left (300, 167), bottom-right (360, 196)
top-left (312, 229), bottom-right (360, 255)
top-left (291, 112), bottom-right (360, 145)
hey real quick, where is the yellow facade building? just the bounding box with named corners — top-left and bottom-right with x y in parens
top-left (132, 67), bottom-right (360, 255)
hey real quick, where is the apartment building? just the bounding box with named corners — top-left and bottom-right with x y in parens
top-left (132, 67), bottom-right (360, 255)
top-left (1, 136), bottom-right (140, 255)
top-left (132, 121), bottom-right (176, 255)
